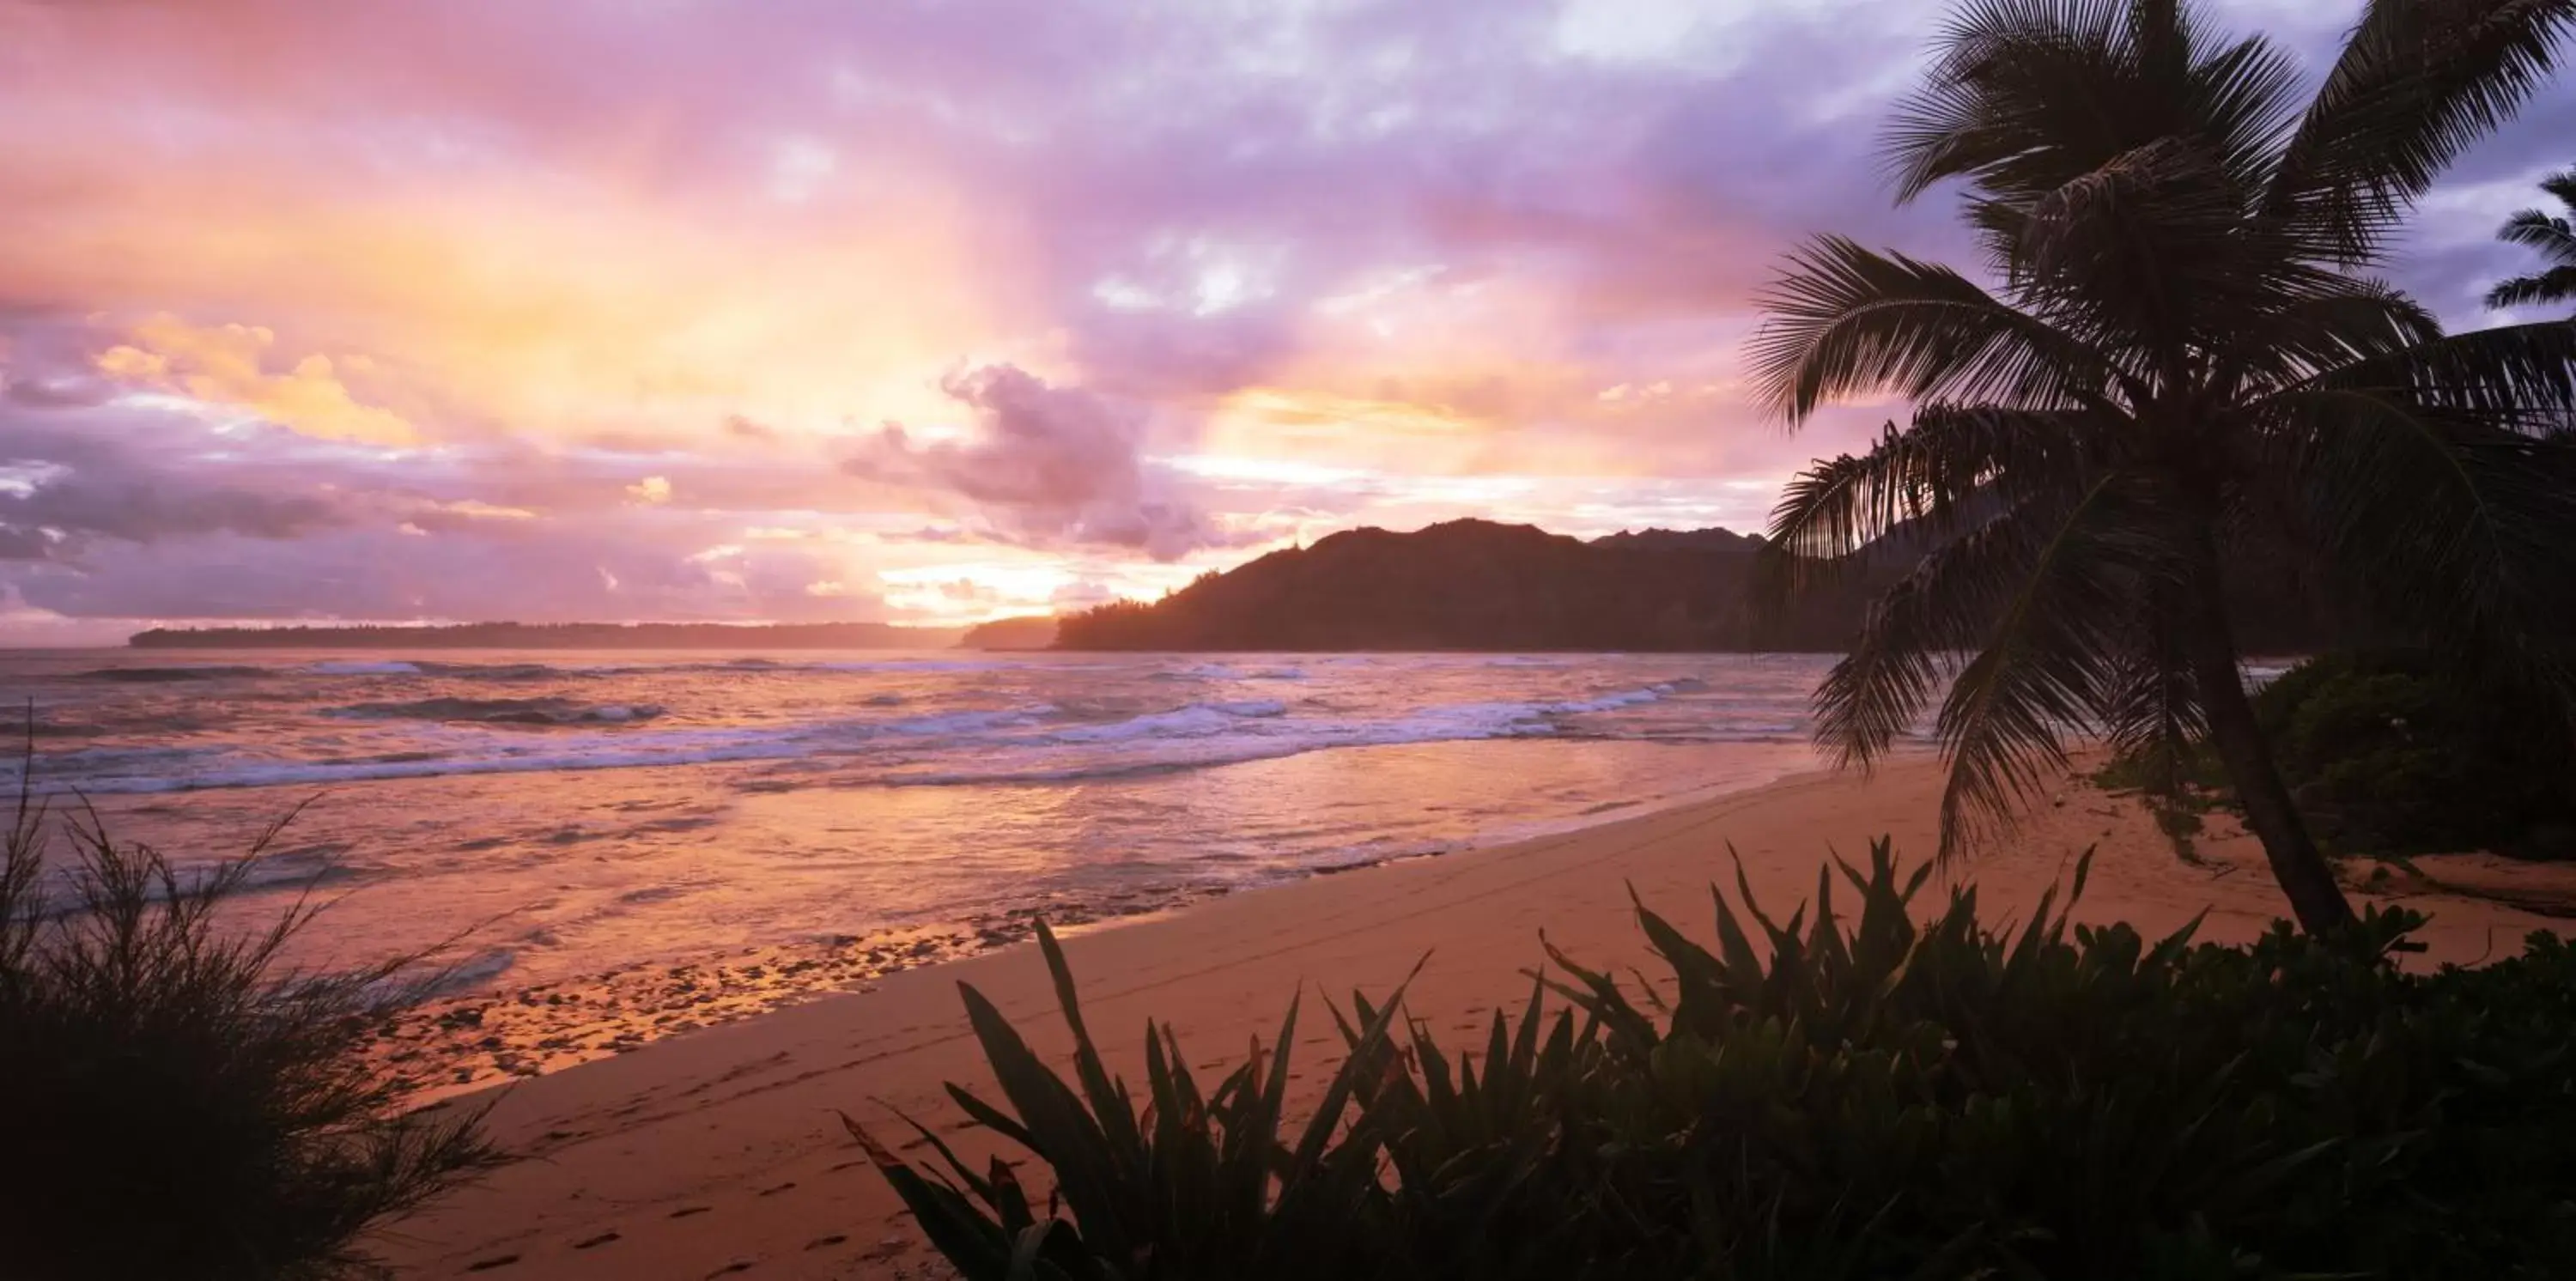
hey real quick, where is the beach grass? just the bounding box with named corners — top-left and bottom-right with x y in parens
top-left (0, 790), bottom-right (499, 1281)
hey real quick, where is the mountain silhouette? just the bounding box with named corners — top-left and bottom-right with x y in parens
top-left (1054, 519), bottom-right (1874, 651)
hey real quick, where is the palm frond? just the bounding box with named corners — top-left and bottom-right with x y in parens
top-left (1764, 404), bottom-right (2111, 579)
top-left (2496, 207), bottom-right (2576, 263)
top-left (2251, 384), bottom-right (2576, 725)
top-left (1889, 1), bottom-right (2300, 212)
top-left (2223, 273), bottom-right (2444, 393)
top-left (1929, 471), bottom-right (2182, 859)
top-left (2485, 265), bottom-right (2576, 312)
top-left (1749, 236), bottom-right (2132, 422)
top-left (2098, 599), bottom-right (2202, 798)
top-left (1812, 495), bottom-right (2056, 774)
top-left (1884, 0), bottom-right (2138, 205)
top-left (2312, 319), bottom-right (2576, 428)
top-left (2266, 0), bottom-right (2576, 264)
top-left (2179, 29), bottom-right (2307, 191)
top-left (2010, 137), bottom-right (2245, 310)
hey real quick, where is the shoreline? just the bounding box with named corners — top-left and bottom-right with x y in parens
top-left (379, 756), bottom-right (2576, 1278)
top-left (363, 749), bottom-right (1816, 1104)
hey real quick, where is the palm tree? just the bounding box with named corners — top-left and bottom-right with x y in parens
top-left (1752, 0), bottom-right (2576, 933)
top-left (2486, 166), bottom-right (2576, 310)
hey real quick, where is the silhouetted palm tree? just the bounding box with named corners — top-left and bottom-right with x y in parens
top-left (1752, 0), bottom-right (2576, 933)
top-left (2486, 166), bottom-right (2576, 310)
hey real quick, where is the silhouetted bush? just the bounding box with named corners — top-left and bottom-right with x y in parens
top-left (861, 843), bottom-right (2576, 1279)
top-left (0, 793), bottom-right (498, 1280)
top-left (2251, 652), bottom-right (2576, 859)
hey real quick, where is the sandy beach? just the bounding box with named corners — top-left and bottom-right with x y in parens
top-left (378, 756), bottom-right (2576, 1279)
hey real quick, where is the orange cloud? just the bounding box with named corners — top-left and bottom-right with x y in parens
top-left (95, 315), bottom-right (415, 445)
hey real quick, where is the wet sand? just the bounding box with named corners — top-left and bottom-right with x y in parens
top-left (370, 895), bottom-right (1232, 1104)
top-left (376, 756), bottom-right (2576, 1278)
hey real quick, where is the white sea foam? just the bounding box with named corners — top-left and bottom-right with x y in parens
top-left (1048, 700), bottom-right (1288, 743)
top-left (1546, 687), bottom-right (1666, 714)
top-left (884, 706), bottom-right (1056, 735)
top-left (308, 660), bottom-right (425, 676)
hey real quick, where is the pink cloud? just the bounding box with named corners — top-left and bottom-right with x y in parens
top-left (844, 365), bottom-right (1231, 561)
top-left (3, 0), bottom-right (2570, 630)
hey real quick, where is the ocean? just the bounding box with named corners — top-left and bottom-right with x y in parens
top-left (3, 648), bottom-right (1840, 1093)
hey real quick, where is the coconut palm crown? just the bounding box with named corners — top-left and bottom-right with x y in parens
top-left (2487, 165), bottom-right (2576, 310)
top-left (1752, 0), bottom-right (2576, 932)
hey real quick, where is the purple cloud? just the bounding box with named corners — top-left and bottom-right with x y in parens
top-left (3, 1), bottom-right (2573, 631)
top-left (844, 364), bottom-right (1228, 560)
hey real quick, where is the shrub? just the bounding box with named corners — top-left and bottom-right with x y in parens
top-left (0, 793), bottom-right (499, 1281)
top-left (2095, 652), bottom-right (2576, 859)
top-left (2251, 652), bottom-right (2576, 858)
top-left (861, 842), bottom-right (2576, 1279)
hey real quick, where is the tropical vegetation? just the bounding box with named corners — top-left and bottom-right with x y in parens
top-left (2486, 164), bottom-right (2576, 311)
top-left (0, 791), bottom-right (497, 1280)
top-left (861, 846), bottom-right (2576, 1278)
top-left (1749, 0), bottom-right (2576, 932)
top-left (2106, 650), bottom-right (2576, 859)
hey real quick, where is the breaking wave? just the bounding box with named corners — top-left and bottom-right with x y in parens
top-left (333, 697), bottom-right (665, 727)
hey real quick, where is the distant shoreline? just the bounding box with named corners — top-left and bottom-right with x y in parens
top-left (127, 622), bottom-right (967, 650)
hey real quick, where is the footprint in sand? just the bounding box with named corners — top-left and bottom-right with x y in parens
top-left (669, 1205), bottom-right (714, 1219)
top-left (572, 1231), bottom-right (621, 1250)
top-left (756, 1181), bottom-right (797, 1197)
top-left (464, 1255), bottom-right (520, 1272)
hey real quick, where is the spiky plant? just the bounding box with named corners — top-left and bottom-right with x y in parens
top-left (2487, 165), bottom-right (2576, 311)
top-left (0, 786), bottom-right (498, 1280)
top-left (1751, 0), bottom-right (2576, 932)
top-left (866, 845), bottom-right (2576, 1277)
top-left (844, 921), bottom-right (1418, 1280)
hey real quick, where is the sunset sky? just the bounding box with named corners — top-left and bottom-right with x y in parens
top-left (3, 0), bottom-right (2570, 643)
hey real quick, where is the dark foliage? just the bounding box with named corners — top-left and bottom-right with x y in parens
top-left (2486, 165), bottom-right (2576, 312)
top-left (2252, 652), bottom-right (2576, 858)
top-left (0, 791), bottom-right (498, 1280)
top-left (866, 842), bottom-right (2576, 1279)
top-left (1749, 0), bottom-right (2576, 932)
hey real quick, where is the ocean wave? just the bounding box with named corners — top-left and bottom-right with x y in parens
top-left (24, 703), bottom-right (1060, 793)
top-left (1151, 662), bottom-right (1311, 682)
top-left (73, 665), bottom-right (269, 683)
top-left (332, 696), bottom-right (665, 727)
top-left (45, 733), bottom-right (813, 794)
top-left (21, 846), bottom-right (367, 919)
top-left (416, 661), bottom-right (562, 681)
top-left (307, 660), bottom-right (424, 676)
top-left (402, 947), bottom-right (519, 1000)
top-left (17, 681), bottom-right (1742, 796)
top-left (884, 699), bottom-right (1557, 786)
top-left (1048, 699), bottom-right (1287, 743)
top-left (1546, 688), bottom-right (1664, 714)
top-left (884, 706), bottom-right (1056, 735)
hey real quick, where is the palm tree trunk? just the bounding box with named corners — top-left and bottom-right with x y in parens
top-left (2178, 541), bottom-right (2357, 934)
